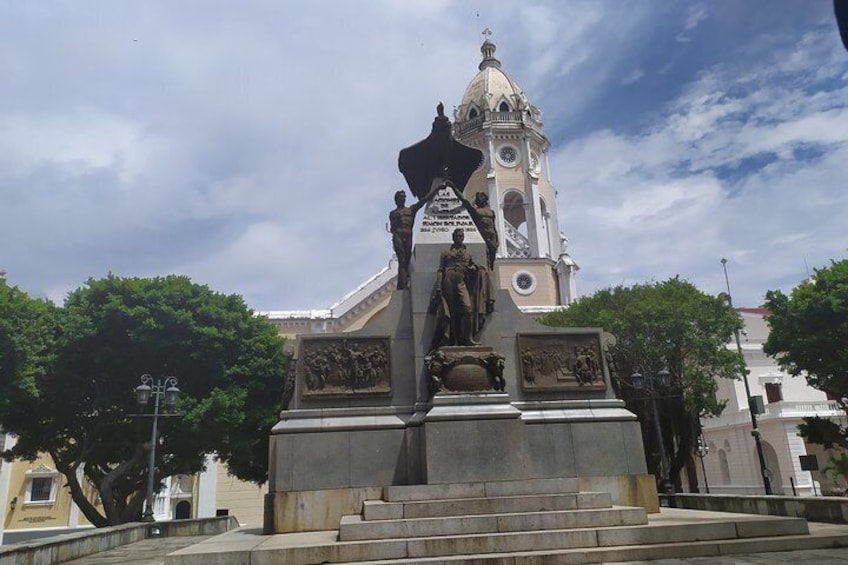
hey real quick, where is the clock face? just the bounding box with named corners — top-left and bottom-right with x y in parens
top-left (498, 145), bottom-right (518, 166)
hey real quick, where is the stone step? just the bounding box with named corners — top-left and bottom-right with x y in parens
top-left (363, 492), bottom-right (612, 521)
top-left (339, 506), bottom-right (648, 541)
top-left (164, 513), bottom-right (843, 565)
top-left (245, 516), bottom-right (809, 564)
top-left (383, 477), bottom-right (580, 502)
top-left (334, 531), bottom-right (848, 564)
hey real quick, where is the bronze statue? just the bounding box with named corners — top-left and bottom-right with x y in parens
top-left (390, 186), bottom-right (440, 290)
top-left (450, 183), bottom-right (498, 271)
top-left (398, 103), bottom-right (483, 200)
top-left (430, 228), bottom-right (492, 349)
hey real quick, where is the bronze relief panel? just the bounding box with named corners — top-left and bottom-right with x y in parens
top-left (299, 337), bottom-right (391, 397)
top-left (517, 333), bottom-right (606, 392)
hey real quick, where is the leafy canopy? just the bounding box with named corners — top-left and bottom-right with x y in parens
top-left (541, 277), bottom-right (743, 490)
top-left (765, 259), bottom-right (848, 477)
top-left (0, 279), bottom-right (57, 423)
top-left (0, 274), bottom-right (286, 526)
top-left (542, 276), bottom-right (743, 415)
top-left (764, 258), bottom-right (848, 405)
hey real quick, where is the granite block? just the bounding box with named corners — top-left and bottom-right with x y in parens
top-left (596, 522), bottom-right (736, 546)
top-left (349, 428), bottom-right (407, 487)
top-left (424, 416), bottom-right (532, 484)
top-left (290, 431), bottom-right (350, 490)
top-left (573, 421), bottom-right (629, 477)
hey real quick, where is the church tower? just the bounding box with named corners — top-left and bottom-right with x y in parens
top-left (453, 36), bottom-right (578, 308)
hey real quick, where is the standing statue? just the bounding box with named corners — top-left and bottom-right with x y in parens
top-left (450, 183), bottom-right (498, 271)
top-left (390, 185), bottom-right (440, 290)
top-left (430, 228), bottom-right (492, 350)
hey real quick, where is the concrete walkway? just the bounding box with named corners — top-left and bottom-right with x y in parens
top-left (56, 533), bottom-right (848, 564)
top-left (58, 535), bottom-right (212, 565)
top-left (606, 546), bottom-right (848, 563)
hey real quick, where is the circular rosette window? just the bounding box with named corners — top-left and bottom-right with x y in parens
top-left (496, 144), bottom-right (520, 167)
top-left (512, 271), bottom-right (537, 295)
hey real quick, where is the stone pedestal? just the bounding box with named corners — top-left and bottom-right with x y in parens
top-left (423, 393), bottom-right (528, 484)
top-left (265, 207), bottom-right (652, 533)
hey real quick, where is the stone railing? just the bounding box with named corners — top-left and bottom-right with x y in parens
top-left (0, 516), bottom-right (238, 564)
top-left (665, 493), bottom-right (848, 524)
top-left (503, 221), bottom-right (531, 258)
top-left (703, 400), bottom-right (843, 429)
top-left (453, 110), bottom-right (543, 136)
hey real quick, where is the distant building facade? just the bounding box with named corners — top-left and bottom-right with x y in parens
top-left (0, 434), bottom-right (220, 545)
top-left (695, 308), bottom-right (844, 496)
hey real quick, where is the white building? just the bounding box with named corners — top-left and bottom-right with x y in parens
top-left (697, 308), bottom-right (844, 496)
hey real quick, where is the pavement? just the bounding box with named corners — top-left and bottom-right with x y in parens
top-left (605, 547), bottom-right (848, 564)
top-left (54, 533), bottom-right (848, 564)
top-left (58, 535), bottom-right (212, 565)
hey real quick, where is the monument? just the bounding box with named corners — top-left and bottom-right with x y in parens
top-left (264, 105), bottom-right (653, 534)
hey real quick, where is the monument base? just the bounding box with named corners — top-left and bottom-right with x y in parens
top-left (423, 393), bottom-right (525, 484)
top-left (263, 474), bottom-right (658, 533)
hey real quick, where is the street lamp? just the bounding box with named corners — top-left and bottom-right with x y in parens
top-left (631, 367), bottom-right (674, 495)
top-left (720, 258), bottom-right (773, 495)
top-left (696, 434), bottom-right (710, 493)
top-left (133, 373), bottom-right (181, 522)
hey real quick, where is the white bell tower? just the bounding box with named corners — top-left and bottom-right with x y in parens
top-left (453, 35), bottom-right (578, 308)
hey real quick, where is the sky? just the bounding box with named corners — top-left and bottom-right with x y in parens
top-left (1, 1), bottom-right (846, 311)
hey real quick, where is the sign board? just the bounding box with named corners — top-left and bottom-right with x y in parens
top-left (749, 395), bottom-right (765, 415)
top-left (799, 454), bottom-right (819, 471)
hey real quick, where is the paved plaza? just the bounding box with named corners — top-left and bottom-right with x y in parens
top-left (58, 535), bottom-right (211, 565)
top-left (54, 525), bottom-right (848, 564)
top-left (606, 546), bottom-right (848, 564)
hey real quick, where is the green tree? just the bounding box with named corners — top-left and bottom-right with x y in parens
top-left (763, 258), bottom-right (848, 409)
top-left (541, 277), bottom-right (743, 491)
top-left (764, 259), bottom-right (848, 476)
top-left (0, 275), bottom-right (286, 526)
top-left (0, 279), bottom-right (57, 428)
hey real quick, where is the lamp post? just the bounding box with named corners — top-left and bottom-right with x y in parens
top-left (134, 374), bottom-right (181, 522)
top-left (696, 434), bottom-right (710, 493)
top-left (720, 258), bottom-right (773, 495)
top-left (631, 367), bottom-right (674, 494)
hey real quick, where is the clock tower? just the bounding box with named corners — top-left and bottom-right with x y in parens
top-left (453, 37), bottom-right (578, 308)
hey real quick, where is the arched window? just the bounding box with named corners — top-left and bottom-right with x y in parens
top-left (175, 500), bottom-right (192, 520)
top-left (469, 107), bottom-right (478, 119)
top-left (498, 101), bottom-right (510, 112)
top-left (503, 191), bottom-right (527, 235)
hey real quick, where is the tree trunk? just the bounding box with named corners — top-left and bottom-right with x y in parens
top-left (98, 443), bottom-right (147, 525)
top-left (49, 450), bottom-right (109, 528)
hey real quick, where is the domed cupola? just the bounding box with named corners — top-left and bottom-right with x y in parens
top-left (479, 38), bottom-right (501, 70)
top-left (451, 34), bottom-right (578, 308)
top-left (455, 38), bottom-right (540, 124)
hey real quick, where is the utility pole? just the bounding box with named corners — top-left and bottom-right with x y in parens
top-left (721, 258), bottom-right (773, 495)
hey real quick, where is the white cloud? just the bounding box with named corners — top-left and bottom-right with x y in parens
top-left (676, 4), bottom-right (708, 42)
top-left (0, 1), bottom-right (844, 313)
top-left (554, 22), bottom-right (848, 305)
top-left (621, 68), bottom-right (646, 85)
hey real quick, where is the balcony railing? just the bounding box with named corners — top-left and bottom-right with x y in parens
top-left (453, 109), bottom-right (542, 136)
top-left (702, 400), bottom-right (843, 429)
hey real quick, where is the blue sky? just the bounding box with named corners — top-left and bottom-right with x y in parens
top-left (1, 1), bottom-right (846, 310)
